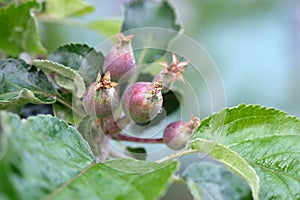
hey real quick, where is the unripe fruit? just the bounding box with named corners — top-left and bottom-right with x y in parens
top-left (163, 116), bottom-right (201, 150)
top-left (83, 72), bottom-right (118, 118)
top-left (163, 121), bottom-right (188, 150)
top-left (103, 33), bottom-right (135, 81)
top-left (153, 53), bottom-right (189, 93)
top-left (122, 81), bottom-right (163, 124)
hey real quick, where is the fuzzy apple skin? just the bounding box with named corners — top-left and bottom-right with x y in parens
top-left (83, 82), bottom-right (118, 118)
top-left (163, 121), bottom-right (190, 150)
top-left (103, 38), bottom-right (135, 81)
top-left (122, 82), bottom-right (163, 124)
top-left (103, 45), bottom-right (135, 81)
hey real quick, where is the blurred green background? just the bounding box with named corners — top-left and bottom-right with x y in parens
top-left (40, 0), bottom-right (300, 118)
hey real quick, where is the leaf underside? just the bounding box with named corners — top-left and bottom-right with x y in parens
top-left (183, 161), bottom-right (252, 200)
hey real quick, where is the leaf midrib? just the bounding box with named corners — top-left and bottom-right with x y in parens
top-left (250, 162), bottom-right (298, 200)
top-left (197, 138), bottom-right (300, 198)
top-left (101, 167), bottom-right (147, 200)
top-left (44, 163), bottom-right (147, 200)
top-left (42, 163), bottom-right (96, 200)
top-left (249, 160), bottom-right (300, 182)
top-left (227, 134), bottom-right (300, 148)
top-left (225, 134), bottom-right (300, 180)
top-left (220, 135), bottom-right (300, 183)
top-left (0, 90), bottom-right (56, 100)
top-left (209, 115), bottom-right (294, 137)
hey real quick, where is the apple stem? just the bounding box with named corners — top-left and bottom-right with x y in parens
top-left (113, 134), bottom-right (164, 143)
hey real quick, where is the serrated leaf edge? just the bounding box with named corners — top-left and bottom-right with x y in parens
top-left (32, 59), bottom-right (86, 98)
top-left (51, 43), bottom-right (100, 55)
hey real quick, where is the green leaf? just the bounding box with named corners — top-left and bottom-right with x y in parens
top-left (0, 58), bottom-right (56, 110)
top-left (42, 0), bottom-right (94, 19)
top-left (0, 1), bottom-right (46, 56)
top-left (126, 146), bottom-right (147, 160)
top-left (122, 0), bottom-right (180, 32)
top-left (142, 62), bottom-right (164, 76)
top-left (44, 159), bottom-right (178, 200)
top-left (77, 115), bottom-right (106, 156)
top-left (183, 161), bottom-right (251, 200)
top-left (121, 0), bottom-right (181, 64)
top-left (189, 139), bottom-right (259, 200)
top-left (88, 19), bottom-right (122, 37)
top-left (52, 92), bottom-right (83, 125)
top-left (32, 59), bottom-right (86, 98)
top-left (190, 104), bottom-right (300, 199)
top-left (0, 111), bottom-right (96, 200)
top-left (48, 44), bottom-right (104, 85)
